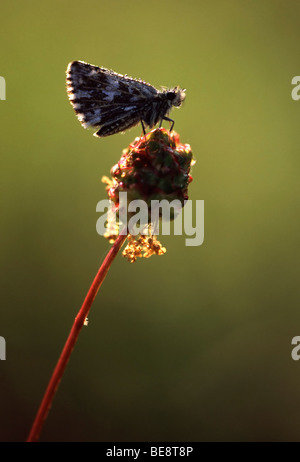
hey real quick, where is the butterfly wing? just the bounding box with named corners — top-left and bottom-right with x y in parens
top-left (66, 61), bottom-right (158, 134)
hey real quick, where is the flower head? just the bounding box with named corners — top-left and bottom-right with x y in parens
top-left (102, 128), bottom-right (195, 261)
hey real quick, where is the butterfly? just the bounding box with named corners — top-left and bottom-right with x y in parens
top-left (66, 60), bottom-right (185, 137)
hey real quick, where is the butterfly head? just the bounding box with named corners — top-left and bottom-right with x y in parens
top-left (166, 87), bottom-right (186, 107)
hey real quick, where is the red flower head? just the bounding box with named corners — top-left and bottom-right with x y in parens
top-left (103, 128), bottom-right (195, 261)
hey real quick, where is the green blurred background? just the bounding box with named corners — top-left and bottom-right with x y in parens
top-left (1, 0), bottom-right (300, 442)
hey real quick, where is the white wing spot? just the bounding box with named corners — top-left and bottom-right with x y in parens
top-left (72, 90), bottom-right (93, 99)
top-left (89, 69), bottom-right (98, 76)
top-left (77, 113), bottom-right (85, 122)
top-left (102, 90), bottom-right (118, 102)
top-left (106, 78), bottom-right (119, 89)
top-left (128, 96), bottom-right (139, 102)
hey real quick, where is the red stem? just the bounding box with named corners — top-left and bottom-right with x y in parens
top-left (27, 231), bottom-right (127, 442)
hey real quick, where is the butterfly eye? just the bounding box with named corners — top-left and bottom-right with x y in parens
top-left (166, 91), bottom-right (176, 101)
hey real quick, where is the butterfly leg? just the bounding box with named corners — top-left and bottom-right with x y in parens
top-left (140, 120), bottom-right (146, 136)
top-left (162, 116), bottom-right (174, 132)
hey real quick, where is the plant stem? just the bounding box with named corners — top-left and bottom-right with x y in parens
top-left (27, 231), bottom-right (127, 442)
